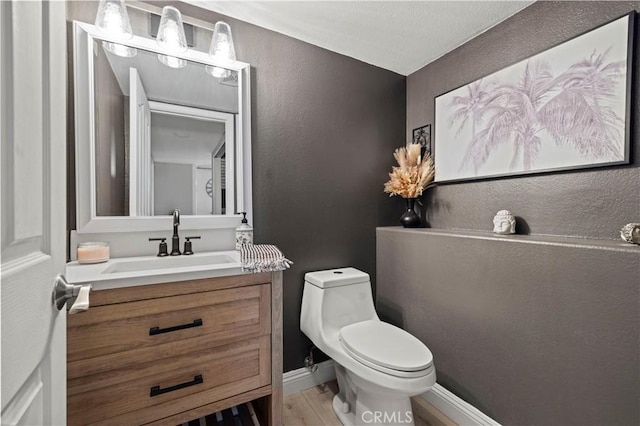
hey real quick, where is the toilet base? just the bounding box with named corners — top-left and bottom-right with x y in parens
top-left (333, 394), bottom-right (357, 426)
top-left (333, 363), bottom-right (416, 426)
top-left (332, 393), bottom-right (415, 426)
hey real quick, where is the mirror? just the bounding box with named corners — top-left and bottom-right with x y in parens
top-left (73, 21), bottom-right (252, 233)
top-left (94, 43), bottom-right (237, 217)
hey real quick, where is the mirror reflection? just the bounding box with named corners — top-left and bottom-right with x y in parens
top-left (92, 37), bottom-right (238, 216)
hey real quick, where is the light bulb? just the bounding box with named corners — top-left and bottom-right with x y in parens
top-left (158, 54), bottom-right (187, 69)
top-left (156, 6), bottom-right (187, 54)
top-left (209, 21), bottom-right (236, 65)
top-left (205, 65), bottom-right (231, 79)
top-left (103, 41), bottom-right (137, 58)
top-left (95, 0), bottom-right (133, 40)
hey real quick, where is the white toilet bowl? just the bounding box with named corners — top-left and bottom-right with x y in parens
top-left (300, 268), bottom-right (436, 426)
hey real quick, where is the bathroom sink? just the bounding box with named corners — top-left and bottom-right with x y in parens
top-left (65, 250), bottom-right (244, 290)
top-left (102, 252), bottom-right (239, 274)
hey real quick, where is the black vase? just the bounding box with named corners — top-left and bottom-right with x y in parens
top-left (400, 198), bottom-right (420, 228)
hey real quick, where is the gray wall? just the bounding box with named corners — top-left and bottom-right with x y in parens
top-left (387, 1), bottom-right (640, 424)
top-left (377, 228), bottom-right (639, 425)
top-left (68, 1), bottom-right (406, 371)
top-left (408, 1), bottom-right (640, 238)
top-left (153, 1), bottom-right (407, 372)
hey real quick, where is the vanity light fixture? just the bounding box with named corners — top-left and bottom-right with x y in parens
top-left (157, 54), bottom-right (187, 69)
top-left (102, 42), bottom-right (137, 58)
top-left (95, 0), bottom-right (137, 57)
top-left (206, 21), bottom-right (236, 78)
top-left (156, 6), bottom-right (188, 69)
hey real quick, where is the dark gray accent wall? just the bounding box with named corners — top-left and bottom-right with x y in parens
top-left (377, 228), bottom-right (640, 425)
top-left (168, 2), bottom-right (406, 372)
top-left (69, 1), bottom-right (406, 371)
top-left (389, 1), bottom-right (640, 424)
top-left (407, 1), bottom-right (640, 239)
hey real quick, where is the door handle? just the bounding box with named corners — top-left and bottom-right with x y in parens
top-left (52, 275), bottom-right (91, 311)
top-left (150, 375), bottom-right (203, 397)
top-left (149, 319), bottom-right (203, 335)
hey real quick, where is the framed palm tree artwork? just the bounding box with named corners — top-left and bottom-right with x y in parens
top-left (434, 12), bottom-right (635, 183)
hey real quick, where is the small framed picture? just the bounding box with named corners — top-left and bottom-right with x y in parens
top-left (412, 124), bottom-right (431, 155)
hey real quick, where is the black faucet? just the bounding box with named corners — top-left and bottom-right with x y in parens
top-left (149, 237), bottom-right (169, 257)
top-left (170, 209), bottom-right (181, 256)
top-left (183, 236), bottom-right (201, 255)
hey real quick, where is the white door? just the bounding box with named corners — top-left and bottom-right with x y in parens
top-left (1, 1), bottom-right (67, 425)
top-left (129, 67), bottom-right (152, 216)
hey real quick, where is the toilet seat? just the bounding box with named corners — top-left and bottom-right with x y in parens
top-left (339, 320), bottom-right (433, 378)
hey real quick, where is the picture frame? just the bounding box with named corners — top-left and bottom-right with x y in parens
top-left (433, 13), bottom-right (635, 183)
top-left (412, 124), bottom-right (431, 155)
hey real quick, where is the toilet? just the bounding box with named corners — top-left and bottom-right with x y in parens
top-left (300, 267), bottom-right (436, 426)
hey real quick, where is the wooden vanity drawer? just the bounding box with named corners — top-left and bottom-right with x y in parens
top-left (68, 335), bottom-right (271, 426)
top-left (68, 284), bottom-right (270, 362)
top-left (66, 271), bottom-right (283, 426)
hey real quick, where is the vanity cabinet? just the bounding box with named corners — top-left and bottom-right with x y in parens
top-left (67, 272), bottom-right (282, 425)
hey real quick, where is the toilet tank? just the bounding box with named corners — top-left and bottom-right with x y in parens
top-left (301, 268), bottom-right (378, 341)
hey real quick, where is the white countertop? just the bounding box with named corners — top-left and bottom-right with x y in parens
top-left (65, 250), bottom-right (246, 290)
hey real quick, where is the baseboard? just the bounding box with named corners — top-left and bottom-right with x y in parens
top-left (283, 360), bottom-right (337, 396)
top-left (420, 384), bottom-right (500, 426)
top-left (283, 359), bottom-right (500, 425)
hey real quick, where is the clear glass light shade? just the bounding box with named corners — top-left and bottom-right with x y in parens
top-left (95, 0), bottom-right (133, 40)
top-left (209, 21), bottom-right (236, 65)
top-left (205, 65), bottom-right (231, 79)
top-left (157, 54), bottom-right (187, 69)
top-left (102, 41), bottom-right (137, 58)
top-left (156, 6), bottom-right (188, 54)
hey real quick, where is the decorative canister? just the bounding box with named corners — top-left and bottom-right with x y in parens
top-left (77, 242), bottom-right (110, 264)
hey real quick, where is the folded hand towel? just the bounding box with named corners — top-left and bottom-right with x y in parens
top-left (241, 244), bottom-right (293, 273)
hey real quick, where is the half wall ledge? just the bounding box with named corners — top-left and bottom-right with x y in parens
top-left (376, 226), bottom-right (640, 253)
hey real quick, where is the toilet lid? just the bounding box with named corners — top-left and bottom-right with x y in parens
top-left (339, 320), bottom-right (433, 372)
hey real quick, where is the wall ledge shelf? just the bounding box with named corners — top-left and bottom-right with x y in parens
top-left (377, 226), bottom-right (640, 253)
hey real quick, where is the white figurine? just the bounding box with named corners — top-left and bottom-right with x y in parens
top-left (493, 210), bottom-right (516, 235)
top-left (620, 223), bottom-right (640, 244)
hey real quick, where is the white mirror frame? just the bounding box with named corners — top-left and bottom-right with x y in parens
top-left (73, 21), bottom-right (252, 233)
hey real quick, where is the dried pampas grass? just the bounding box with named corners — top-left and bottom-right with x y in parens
top-left (384, 143), bottom-right (435, 198)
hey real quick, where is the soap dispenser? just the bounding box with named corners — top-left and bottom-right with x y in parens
top-left (235, 212), bottom-right (253, 250)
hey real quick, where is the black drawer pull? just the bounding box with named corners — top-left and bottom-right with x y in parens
top-left (150, 375), bottom-right (203, 397)
top-left (149, 319), bottom-right (203, 336)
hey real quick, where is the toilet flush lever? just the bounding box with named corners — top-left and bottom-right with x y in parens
top-left (52, 275), bottom-right (91, 311)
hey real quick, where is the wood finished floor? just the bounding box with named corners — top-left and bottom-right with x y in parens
top-left (282, 381), bottom-right (451, 426)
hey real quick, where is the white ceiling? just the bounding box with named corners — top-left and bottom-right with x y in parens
top-left (103, 44), bottom-right (238, 113)
top-left (185, 1), bottom-right (535, 76)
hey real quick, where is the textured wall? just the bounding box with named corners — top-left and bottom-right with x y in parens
top-left (389, 1), bottom-right (640, 424)
top-left (407, 1), bottom-right (640, 238)
top-left (377, 228), bottom-right (640, 425)
top-left (168, 2), bottom-right (407, 372)
top-left (68, 1), bottom-right (406, 371)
